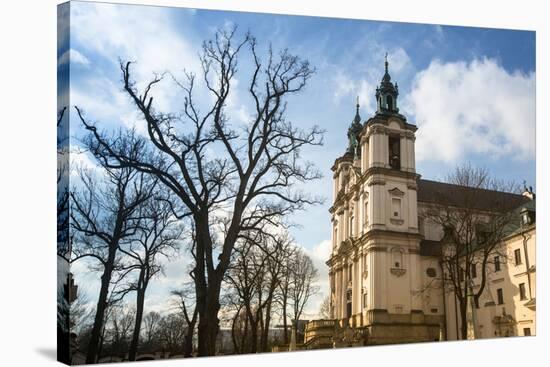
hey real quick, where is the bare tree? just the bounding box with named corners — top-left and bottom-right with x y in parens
top-left (277, 245), bottom-right (295, 344)
top-left (288, 248), bottom-right (319, 338)
top-left (113, 191), bottom-right (182, 361)
top-left (228, 304), bottom-right (248, 353)
top-left (224, 230), bottom-right (289, 353)
top-left (103, 303), bottom-right (136, 357)
top-left (423, 163), bottom-right (525, 339)
top-left (141, 311), bottom-right (161, 348)
top-left (57, 106), bottom-right (71, 364)
top-left (157, 313), bottom-right (187, 355)
top-left (171, 283), bottom-right (199, 357)
top-left (57, 106), bottom-right (70, 259)
top-left (258, 235), bottom-right (293, 352)
top-left (70, 141), bottom-right (154, 363)
top-left (225, 231), bottom-right (315, 352)
top-left (76, 27), bottom-right (323, 355)
top-left (225, 234), bottom-right (261, 353)
top-left (318, 295), bottom-right (331, 319)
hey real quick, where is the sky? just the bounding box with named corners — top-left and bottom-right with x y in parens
top-left (58, 1), bottom-right (536, 319)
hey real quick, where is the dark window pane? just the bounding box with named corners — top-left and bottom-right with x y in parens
top-left (497, 288), bottom-right (504, 304)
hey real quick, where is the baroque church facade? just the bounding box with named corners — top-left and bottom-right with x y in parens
top-left (304, 58), bottom-right (536, 348)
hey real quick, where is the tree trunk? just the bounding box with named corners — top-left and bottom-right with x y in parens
top-left (196, 276), bottom-right (222, 356)
top-left (231, 308), bottom-right (241, 353)
top-left (184, 308), bottom-right (197, 357)
top-left (249, 318), bottom-right (258, 353)
top-left (86, 261), bottom-right (114, 364)
top-left (241, 312), bottom-right (249, 353)
top-left (128, 277), bottom-right (146, 361)
top-left (459, 299), bottom-right (468, 340)
top-left (261, 296), bottom-right (273, 352)
top-left (183, 331), bottom-right (194, 357)
top-left (282, 302), bottom-right (288, 344)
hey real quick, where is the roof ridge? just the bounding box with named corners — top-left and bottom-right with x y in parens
top-left (417, 178), bottom-right (524, 197)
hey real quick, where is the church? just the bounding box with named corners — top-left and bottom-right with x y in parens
top-left (304, 57), bottom-right (536, 348)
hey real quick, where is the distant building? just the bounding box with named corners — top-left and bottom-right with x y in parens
top-left (305, 56), bottom-right (536, 348)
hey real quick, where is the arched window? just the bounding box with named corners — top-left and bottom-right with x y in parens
top-left (386, 95), bottom-right (393, 110)
top-left (388, 136), bottom-right (401, 169)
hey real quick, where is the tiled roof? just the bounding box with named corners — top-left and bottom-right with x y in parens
top-left (417, 179), bottom-right (530, 212)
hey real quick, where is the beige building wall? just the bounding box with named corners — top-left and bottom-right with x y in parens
top-left (442, 228), bottom-right (536, 340)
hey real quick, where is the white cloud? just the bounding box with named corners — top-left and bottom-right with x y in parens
top-left (70, 2), bottom-right (200, 113)
top-left (69, 144), bottom-right (99, 176)
top-left (69, 2), bottom-right (251, 141)
top-left (407, 58), bottom-right (535, 162)
top-left (301, 239), bottom-right (331, 319)
top-left (331, 47), bottom-right (412, 116)
top-left (70, 76), bottom-right (149, 136)
top-left (333, 71), bottom-right (376, 115)
top-left (386, 47), bottom-right (411, 75)
top-left (58, 49), bottom-right (91, 67)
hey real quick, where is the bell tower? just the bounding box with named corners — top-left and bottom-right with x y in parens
top-left (327, 55), bottom-right (441, 346)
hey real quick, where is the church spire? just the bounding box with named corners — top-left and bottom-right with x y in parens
top-left (347, 97), bottom-right (363, 158)
top-left (376, 52), bottom-right (399, 113)
top-left (354, 96), bottom-right (361, 124)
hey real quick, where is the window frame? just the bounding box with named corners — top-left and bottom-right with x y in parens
top-left (391, 197), bottom-right (402, 219)
top-left (514, 248), bottom-right (522, 266)
top-left (519, 282), bottom-right (527, 300)
top-left (497, 288), bottom-right (504, 305)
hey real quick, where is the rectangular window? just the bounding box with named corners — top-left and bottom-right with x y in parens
top-left (519, 283), bottom-right (527, 300)
top-left (497, 288), bottom-right (504, 305)
top-left (363, 291), bottom-right (368, 309)
top-left (391, 198), bottom-right (401, 218)
top-left (494, 256), bottom-right (501, 272)
top-left (458, 267), bottom-right (464, 282)
top-left (514, 249), bottom-right (522, 265)
top-left (470, 263), bottom-right (477, 279)
top-left (523, 328), bottom-right (531, 336)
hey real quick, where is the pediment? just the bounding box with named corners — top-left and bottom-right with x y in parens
top-left (388, 187), bottom-right (405, 197)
